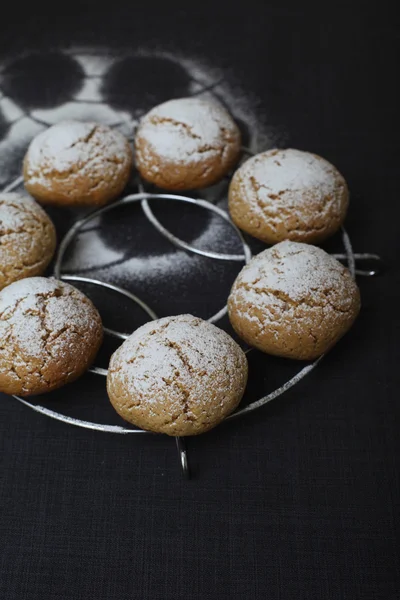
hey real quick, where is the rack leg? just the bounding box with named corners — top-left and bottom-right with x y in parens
top-left (175, 437), bottom-right (190, 479)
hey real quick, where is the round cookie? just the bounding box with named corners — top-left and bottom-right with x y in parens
top-left (23, 120), bottom-right (133, 207)
top-left (229, 148), bottom-right (349, 244)
top-left (228, 241), bottom-right (360, 360)
top-left (0, 193), bottom-right (56, 291)
top-left (0, 277), bottom-right (103, 396)
top-left (107, 314), bottom-right (248, 436)
top-left (135, 97), bottom-right (241, 190)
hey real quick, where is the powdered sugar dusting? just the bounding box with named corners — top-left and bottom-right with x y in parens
top-left (235, 241), bottom-right (355, 308)
top-left (0, 192), bottom-right (57, 291)
top-left (0, 192), bottom-right (45, 230)
top-left (107, 314), bottom-right (248, 435)
top-left (244, 149), bottom-right (340, 194)
top-left (115, 314), bottom-right (242, 381)
top-left (230, 148), bottom-right (348, 243)
top-left (0, 193), bottom-right (31, 231)
top-left (24, 120), bottom-right (131, 185)
top-left (228, 241), bottom-right (360, 360)
top-left (0, 277), bottom-right (100, 359)
top-left (61, 200), bottom-right (242, 288)
top-left (0, 46), bottom-right (278, 188)
top-left (235, 148), bottom-right (345, 214)
top-left (136, 97), bottom-right (240, 165)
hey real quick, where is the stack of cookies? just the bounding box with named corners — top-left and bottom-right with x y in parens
top-left (0, 97), bottom-right (360, 436)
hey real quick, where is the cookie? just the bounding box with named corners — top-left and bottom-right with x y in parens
top-left (0, 193), bottom-right (56, 291)
top-left (107, 314), bottom-right (248, 436)
top-left (229, 148), bottom-right (349, 244)
top-left (228, 241), bottom-right (360, 360)
top-left (0, 277), bottom-right (103, 396)
top-left (135, 97), bottom-right (241, 190)
top-left (23, 120), bottom-right (133, 207)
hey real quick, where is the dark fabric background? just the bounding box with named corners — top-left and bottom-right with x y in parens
top-left (1, 2), bottom-right (399, 599)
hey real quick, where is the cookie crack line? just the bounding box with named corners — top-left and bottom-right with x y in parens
top-left (0, 204), bottom-right (49, 229)
top-left (0, 223), bottom-right (46, 237)
top-left (238, 283), bottom-right (353, 316)
top-left (248, 176), bottom-right (335, 200)
top-left (148, 115), bottom-right (202, 140)
top-left (64, 124), bottom-right (98, 150)
top-left (1, 281), bottom-right (102, 395)
top-left (139, 137), bottom-right (223, 164)
top-left (27, 148), bottom-right (127, 183)
top-left (246, 177), bottom-right (334, 232)
top-left (164, 339), bottom-right (195, 375)
top-left (0, 296), bottom-right (26, 319)
top-left (0, 257), bottom-right (51, 277)
top-left (162, 338), bottom-right (197, 419)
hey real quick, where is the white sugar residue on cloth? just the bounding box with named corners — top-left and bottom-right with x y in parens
top-left (0, 45), bottom-right (278, 186)
top-left (62, 203), bottom-right (243, 287)
top-left (31, 102), bottom-right (132, 128)
top-left (0, 117), bottom-right (44, 186)
top-left (0, 45), bottom-right (277, 298)
top-left (61, 228), bottom-right (124, 273)
top-left (163, 49), bottom-right (278, 152)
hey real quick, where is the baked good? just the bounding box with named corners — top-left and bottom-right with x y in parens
top-left (23, 120), bottom-right (133, 207)
top-left (107, 314), bottom-right (248, 436)
top-left (134, 97), bottom-right (241, 190)
top-left (0, 193), bottom-right (56, 291)
top-left (228, 148), bottom-right (349, 244)
top-left (0, 277), bottom-right (103, 396)
top-left (228, 241), bottom-right (360, 360)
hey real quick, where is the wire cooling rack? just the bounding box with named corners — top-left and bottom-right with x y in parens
top-left (0, 48), bottom-right (384, 477)
top-left (3, 152), bottom-right (383, 478)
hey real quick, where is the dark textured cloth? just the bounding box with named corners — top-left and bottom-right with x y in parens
top-left (0, 3), bottom-right (399, 599)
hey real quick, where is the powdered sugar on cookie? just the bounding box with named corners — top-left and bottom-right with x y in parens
top-left (135, 97), bottom-right (241, 190)
top-left (0, 277), bottom-right (103, 395)
top-left (137, 98), bottom-right (239, 164)
top-left (229, 149), bottom-right (348, 244)
top-left (228, 241), bottom-right (360, 360)
top-left (23, 120), bottom-right (133, 207)
top-left (0, 193), bottom-right (56, 290)
top-left (25, 120), bottom-right (129, 178)
top-left (242, 149), bottom-right (341, 197)
top-left (236, 241), bottom-right (355, 310)
top-left (107, 314), bottom-right (248, 435)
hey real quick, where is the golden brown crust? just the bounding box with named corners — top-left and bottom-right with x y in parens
top-left (0, 277), bottom-right (103, 396)
top-left (0, 193), bottom-right (56, 291)
top-left (228, 241), bottom-right (360, 360)
top-left (107, 314), bottom-right (248, 436)
top-left (135, 98), bottom-right (241, 190)
top-left (228, 149), bottom-right (349, 244)
top-left (23, 121), bottom-right (133, 207)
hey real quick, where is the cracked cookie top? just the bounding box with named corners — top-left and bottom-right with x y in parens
top-left (228, 241), bottom-right (360, 360)
top-left (23, 120), bottom-right (133, 207)
top-left (228, 148), bottom-right (348, 244)
top-left (0, 277), bottom-right (103, 396)
top-left (107, 314), bottom-right (248, 436)
top-left (0, 193), bottom-right (56, 291)
top-left (134, 97), bottom-right (241, 190)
